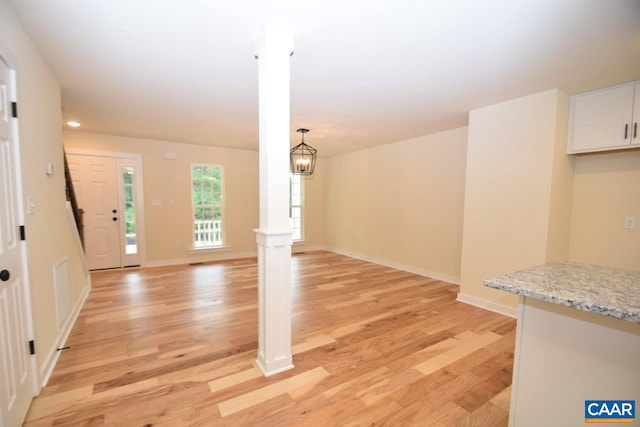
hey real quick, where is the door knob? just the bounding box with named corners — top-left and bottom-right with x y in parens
top-left (112, 209), bottom-right (117, 214)
top-left (0, 270), bottom-right (9, 282)
top-left (112, 217), bottom-right (118, 221)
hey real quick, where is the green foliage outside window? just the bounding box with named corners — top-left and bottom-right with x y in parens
top-left (193, 166), bottom-right (223, 214)
top-left (192, 164), bottom-right (224, 246)
top-left (123, 167), bottom-right (136, 234)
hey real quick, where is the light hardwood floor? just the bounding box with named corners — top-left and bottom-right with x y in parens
top-left (24, 251), bottom-right (515, 426)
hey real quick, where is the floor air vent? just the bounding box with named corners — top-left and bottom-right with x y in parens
top-left (54, 258), bottom-right (71, 330)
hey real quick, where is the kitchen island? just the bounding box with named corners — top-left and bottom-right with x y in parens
top-left (485, 263), bottom-right (640, 427)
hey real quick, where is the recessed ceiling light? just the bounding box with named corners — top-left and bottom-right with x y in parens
top-left (66, 121), bottom-right (81, 127)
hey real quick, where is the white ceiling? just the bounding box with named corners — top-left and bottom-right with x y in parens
top-left (8, 0), bottom-right (640, 156)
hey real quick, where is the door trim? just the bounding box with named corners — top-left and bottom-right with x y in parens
top-left (65, 148), bottom-right (147, 267)
top-left (0, 46), bottom-right (39, 421)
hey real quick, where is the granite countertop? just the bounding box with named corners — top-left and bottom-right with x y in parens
top-left (484, 263), bottom-right (640, 323)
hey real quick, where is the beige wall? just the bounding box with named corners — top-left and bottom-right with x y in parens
top-left (459, 89), bottom-right (573, 310)
top-left (569, 150), bottom-right (640, 270)
top-left (63, 131), bottom-right (326, 265)
top-left (324, 127), bottom-right (468, 282)
top-left (0, 1), bottom-right (90, 381)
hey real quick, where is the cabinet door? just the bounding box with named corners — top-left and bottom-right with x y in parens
top-left (568, 83), bottom-right (634, 153)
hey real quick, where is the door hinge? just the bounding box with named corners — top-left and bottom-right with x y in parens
top-left (11, 102), bottom-right (18, 118)
top-left (29, 340), bottom-right (35, 355)
top-left (19, 225), bottom-right (25, 241)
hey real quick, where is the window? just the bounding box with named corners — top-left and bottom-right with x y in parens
top-left (289, 173), bottom-right (302, 241)
top-left (192, 164), bottom-right (224, 248)
top-left (122, 166), bottom-right (137, 255)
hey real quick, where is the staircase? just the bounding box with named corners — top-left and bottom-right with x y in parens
top-left (64, 150), bottom-right (84, 247)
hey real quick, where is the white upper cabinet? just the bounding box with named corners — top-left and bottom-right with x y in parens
top-left (567, 81), bottom-right (640, 154)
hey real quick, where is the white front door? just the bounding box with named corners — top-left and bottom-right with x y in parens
top-left (0, 55), bottom-right (36, 427)
top-left (67, 153), bottom-right (142, 270)
top-left (68, 155), bottom-right (120, 270)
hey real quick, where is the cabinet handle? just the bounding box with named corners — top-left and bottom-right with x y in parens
top-left (624, 124), bottom-right (628, 139)
top-left (634, 123), bottom-right (638, 139)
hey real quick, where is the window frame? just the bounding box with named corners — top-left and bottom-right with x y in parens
top-left (289, 173), bottom-right (303, 241)
top-left (191, 163), bottom-right (225, 249)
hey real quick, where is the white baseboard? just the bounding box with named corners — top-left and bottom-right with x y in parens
top-left (144, 251), bottom-right (257, 268)
top-left (456, 293), bottom-right (518, 318)
top-left (144, 246), bottom-right (334, 268)
top-left (312, 248), bottom-right (517, 319)
top-left (142, 245), bottom-right (460, 288)
top-left (292, 244), bottom-right (327, 254)
top-left (326, 247), bottom-right (460, 285)
top-left (143, 246), bottom-right (331, 269)
top-left (38, 279), bottom-right (91, 389)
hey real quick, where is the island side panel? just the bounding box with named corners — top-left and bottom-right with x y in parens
top-left (510, 296), bottom-right (640, 427)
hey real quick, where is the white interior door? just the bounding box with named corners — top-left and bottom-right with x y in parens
top-left (0, 55), bottom-right (36, 427)
top-left (67, 153), bottom-right (143, 270)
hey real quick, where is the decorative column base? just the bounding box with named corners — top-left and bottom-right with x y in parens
top-left (255, 229), bottom-right (294, 377)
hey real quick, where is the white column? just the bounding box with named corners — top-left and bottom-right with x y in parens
top-left (254, 25), bottom-right (294, 377)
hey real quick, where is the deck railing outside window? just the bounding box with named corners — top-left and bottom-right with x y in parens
top-left (194, 219), bottom-right (222, 247)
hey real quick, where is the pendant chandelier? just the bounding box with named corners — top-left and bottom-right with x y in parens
top-left (290, 128), bottom-right (317, 175)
